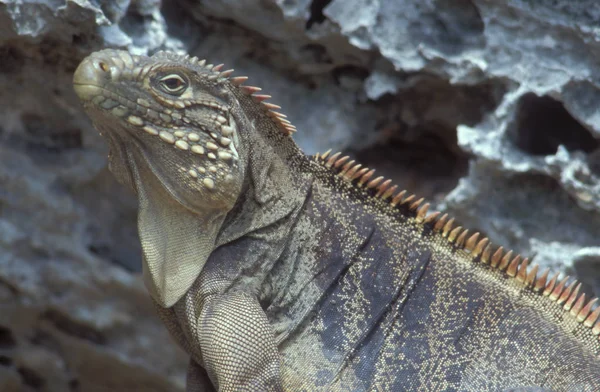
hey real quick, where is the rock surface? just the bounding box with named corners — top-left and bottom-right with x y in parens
top-left (0, 0), bottom-right (599, 390)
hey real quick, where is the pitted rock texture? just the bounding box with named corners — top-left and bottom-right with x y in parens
top-left (0, 0), bottom-right (599, 390)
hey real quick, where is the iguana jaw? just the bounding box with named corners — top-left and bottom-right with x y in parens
top-left (73, 49), bottom-right (246, 306)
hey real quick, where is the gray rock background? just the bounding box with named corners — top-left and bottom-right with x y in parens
top-left (0, 0), bottom-right (599, 390)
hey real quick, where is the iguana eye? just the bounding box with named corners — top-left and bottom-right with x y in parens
top-left (159, 74), bottom-right (187, 94)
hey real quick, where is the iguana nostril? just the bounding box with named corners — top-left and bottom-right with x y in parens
top-left (73, 55), bottom-right (113, 101)
top-left (98, 61), bottom-right (110, 73)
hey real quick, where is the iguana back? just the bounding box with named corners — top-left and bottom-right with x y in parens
top-left (207, 150), bottom-right (600, 390)
top-left (73, 49), bottom-right (600, 391)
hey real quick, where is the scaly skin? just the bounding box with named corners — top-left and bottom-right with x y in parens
top-left (73, 49), bottom-right (600, 392)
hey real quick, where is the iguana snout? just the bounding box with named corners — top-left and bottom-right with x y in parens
top-left (73, 51), bottom-right (114, 101)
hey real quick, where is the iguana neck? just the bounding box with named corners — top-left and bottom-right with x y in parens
top-left (201, 127), bottom-right (313, 293)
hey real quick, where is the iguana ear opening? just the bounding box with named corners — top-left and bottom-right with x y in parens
top-left (127, 147), bottom-right (226, 307)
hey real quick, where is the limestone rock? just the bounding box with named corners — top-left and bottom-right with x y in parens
top-left (1, 0), bottom-right (599, 390)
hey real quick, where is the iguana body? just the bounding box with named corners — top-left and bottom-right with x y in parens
top-left (73, 49), bottom-right (600, 392)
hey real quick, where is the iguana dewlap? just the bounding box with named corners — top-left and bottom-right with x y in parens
top-left (73, 49), bottom-right (600, 392)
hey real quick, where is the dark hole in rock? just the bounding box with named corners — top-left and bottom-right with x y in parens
top-left (409, 0), bottom-right (485, 56)
top-left (99, 1), bottom-right (129, 23)
top-left (0, 46), bottom-right (25, 73)
top-left (21, 113), bottom-right (83, 152)
top-left (332, 65), bottom-right (370, 84)
top-left (161, 0), bottom-right (198, 39)
top-left (39, 40), bottom-right (65, 67)
top-left (124, 9), bottom-right (146, 26)
top-left (378, 76), bottom-right (508, 130)
top-left (354, 78), bottom-right (503, 201)
top-left (30, 329), bottom-right (60, 353)
top-left (306, 0), bottom-right (333, 29)
top-left (0, 355), bottom-right (12, 367)
top-left (41, 310), bottom-right (106, 345)
top-left (72, 34), bottom-right (87, 46)
top-left (351, 131), bottom-right (468, 202)
top-left (21, 113), bottom-right (48, 138)
top-left (574, 256), bottom-right (600, 299)
top-left (509, 93), bottom-right (599, 156)
top-left (0, 326), bottom-right (17, 349)
top-left (69, 379), bottom-right (80, 391)
top-left (588, 150), bottom-right (600, 177)
top-left (572, 167), bottom-right (595, 186)
top-left (88, 244), bottom-right (111, 259)
top-left (119, 4), bottom-right (153, 46)
top-left (300, 44), bottom-right (333, 65)
top-left (18, 366), bottom-right (45, 389)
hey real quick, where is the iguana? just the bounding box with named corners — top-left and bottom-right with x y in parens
top-left (72, 49), bottom-right (600, 392)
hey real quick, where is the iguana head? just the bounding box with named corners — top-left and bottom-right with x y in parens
top-left (74, 49), bottom-right (246, 209)
top-left (73, 49), bottom-right (267, 306)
